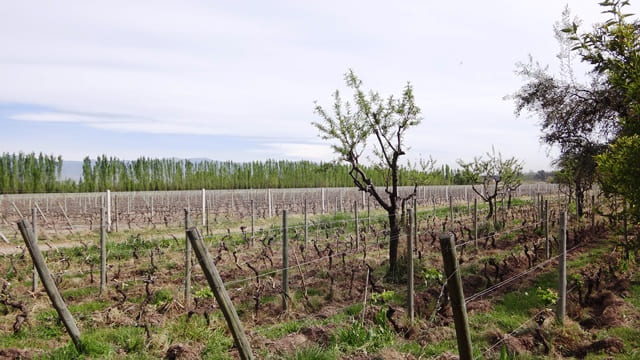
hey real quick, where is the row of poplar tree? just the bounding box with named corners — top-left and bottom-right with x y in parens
top-left (0, 152), bottom-right (471, 194)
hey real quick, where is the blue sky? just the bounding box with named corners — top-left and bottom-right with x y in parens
top-left (1, 1), bottom-right (636, 170)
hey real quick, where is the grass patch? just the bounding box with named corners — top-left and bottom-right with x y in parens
top-left (333, 321), bottom-right (394, 354)
top-left (167, 313), bottom-right (230, 350)
top-left (151, 288), bottom-right (173, 305)
top-left (344, 303), bottom-right (363, 317)
top-left (69, 300), bottom-right (110, 316)
top-left (62, 286), bottom-right (99, 301)
top-left (471, 290), bottom-right (544, 332)
top-left (629, 280), bottom-right (640, 311)
top-left (260, 319), bottom-right (304, 340)
top-left (284, 345), bottom-right (337, 360)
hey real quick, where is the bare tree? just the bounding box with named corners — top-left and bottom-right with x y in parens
top-left (458, 148), bottom-right (523, 220)
top-left (313, 70), bottom-right (422, 275)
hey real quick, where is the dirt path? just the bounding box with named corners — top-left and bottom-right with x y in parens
top-left (0, 240), bottom-right (81, 255)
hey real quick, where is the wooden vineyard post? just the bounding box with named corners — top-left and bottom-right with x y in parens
top-left (532, 192), bottom-right (537, 223)
top-left (186, 227), bottom-right (254, 360)
top-left (35, 203), bottom-right (48, 225)
top-left (304, 198), bottom-right (308, 246)
top-left (11, 201), bottom-right (23, 219)
top-left (354, 201), bottom-right (359, 250)
top-left (202, 189), bottom-right (206, 226)
top-left (473, 198), bottom-right (478, 249)
top-left (282, 210), bottom-right (289, 311)
top-left (114, 195), bottom-right (118, 233)
top-left (407, 208), bottom-right (414, 323)
top-left (250, 199), bottom-right (255, 237)
top-left (17, 220), bottom-right (82, 351)
top-left (100, 202), bottom-right (107, 295)
top-left (185, 209), bottom-right (191, 308)
top-left (544, 200), bottom-right (550, 259)
top-left (623, 201), bottom-right (629, 252)
top-left (557, 211), bottom-right (567, 325)
top-left (321, 188), bottom-right (325, 214)
top-left (367, 195), bottom-right (370, 228)
top-left (439, 232), bottom-right (473, 360)
top-left (32, 208), bottom-right (38, 292)
top-left (449, 196), bottom-right (454, 224)
top-left (413, 197), bottom-right (418, 243)
top-left (106, 189), bottom-right (111, 232)
top-left (539, 194), bottom-right (544, 225)
top-left (0, 228), bottom-right (8, 244)
top-left (432, 198), bottom-right (436, 217)
top-left (58, 202), bottom-right (74, 234)
top-left (206, 199), bottom-right (210, 236)
top-left (268, 189), bottom-right (272, 218)
top-left (591, 194), bottom-right (595, 228)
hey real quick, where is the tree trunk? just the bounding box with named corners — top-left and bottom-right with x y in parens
top-left (388, 210), bottom-right (400, 276)
top-left (486, 197), bottom-right (494, 220)
top-left (575, 183), bottom-right (584, 218)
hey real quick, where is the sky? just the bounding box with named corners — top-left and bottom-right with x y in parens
top-left (1, 1), bottom-right (637, 171)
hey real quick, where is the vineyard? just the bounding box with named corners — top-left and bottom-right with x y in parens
top-left (0, 185), bottom-right (556, 241)
top-left (0, 185), bottom-right (639, 359)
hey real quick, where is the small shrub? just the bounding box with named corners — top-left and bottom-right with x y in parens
top-left (152, 288), bottom-right (173, 305)
top-left (536, 287), bottom-right (558, 307)
top-left (194, 287), bottom-right (214, 299)
top-left (422, 267), bottom-right (443, 287)
top-left (371, 290), bottom-right (395, 305)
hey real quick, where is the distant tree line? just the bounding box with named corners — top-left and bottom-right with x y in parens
top-left (0, 152), bottom-right (75, 194)
top-left (0, 152), bottom-right (482, 194)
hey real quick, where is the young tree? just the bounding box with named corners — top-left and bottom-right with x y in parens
top-left (512, 1), bottom-right (640, 220)
top-left (457, 148), bottom-right (524, 220)
top-left (313, 70), bottom-right (422, 275)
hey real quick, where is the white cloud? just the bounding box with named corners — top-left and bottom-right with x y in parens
top-left (257, 143), bottom-right (335, 162)
top-left (0, 0), bottom-right (634, 169)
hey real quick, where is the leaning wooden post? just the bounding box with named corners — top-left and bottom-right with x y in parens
top-left (32, 208), bottom-right (38, 292)
top-left (18, 220), bottom-right (82, 351)
top-left (439, 232), bottom-right (473, 360)
top-left (282, 210), bottom-right (289, 311)
top-left (303, 198), bottom-right (308, 246)
top-left (186, 227), bottom-right (254, 360)
top-left (0, 228), bottom-right (8, 244)
top-left (407, 208), bottom-right (414, 323)
top-left (473, 198), bottom-right (478, 250)
top-left (557, 211), bottom-right (567, 325)
top-left (184, 209), bottom-right (191, 308)
top-left (354, 201), bottom-right (359, 250)
top-left (100, 202), bottom-right (107, 295)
